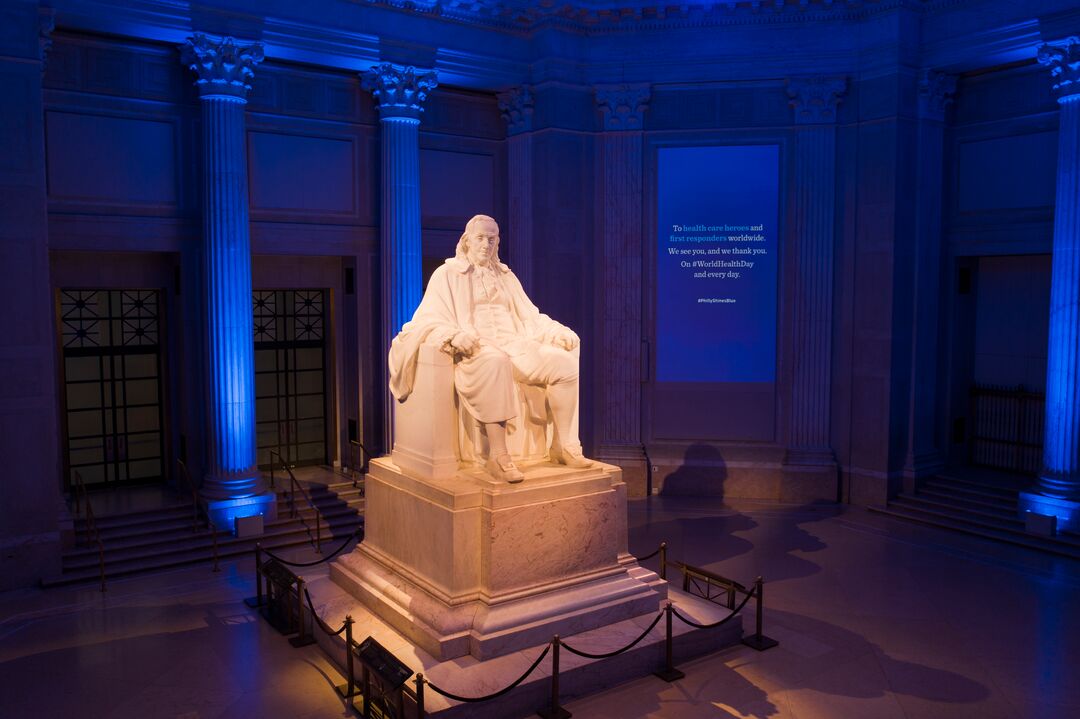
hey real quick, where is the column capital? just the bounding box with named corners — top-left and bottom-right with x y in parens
top-left (1038, 37), bottom-right (1080, 102)
top-left (917, 70), bottom-right (957, 121)
top-left (786, 76), bottom-right (847, 125)
top-left (595, 83), bottom-right (650, 131)
top-left (362, 63), bottom-right (438, 121)
top-left (180, 34), bottom-right (264, 101)
top-left (497, 86), bottom-right (534, 135)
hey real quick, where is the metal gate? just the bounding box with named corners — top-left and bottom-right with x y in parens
top-left (58, 289), bottom-right (165, 488)
top-left (254, 289), bottom-right (328, 468)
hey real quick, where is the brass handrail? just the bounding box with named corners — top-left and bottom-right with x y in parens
top-left (72, 471), bottom-right (106, 593)
top-left (269, 450), bottom-right (322, 553)
top-left (348, 439), bottom-right (373, 489)
top-left (174, 458), bottom-right (200, 533)
top-left (176, 459), bottom-right (221, 572)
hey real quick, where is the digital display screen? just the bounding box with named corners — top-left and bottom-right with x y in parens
top-left (656, 145), bottom-right (780, 383)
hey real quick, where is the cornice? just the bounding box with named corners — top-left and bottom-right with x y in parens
top-left (349, 0), bottom-right (935, 35)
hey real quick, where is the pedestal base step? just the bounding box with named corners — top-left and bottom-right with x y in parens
top-left (305, 571), bottom-right (744, 719)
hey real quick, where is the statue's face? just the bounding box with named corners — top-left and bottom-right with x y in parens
top-left (466, 219), bottom-right (499, 266)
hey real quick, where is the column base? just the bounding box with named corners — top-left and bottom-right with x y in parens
top-left (901, 450), bottom-right (944, 493)
top-left (1018, 491), bottom-right (1080, 534)
top-left (782, 448), bottom-right (838, 502)
top-left (204, 492), bottom-right (277, 535)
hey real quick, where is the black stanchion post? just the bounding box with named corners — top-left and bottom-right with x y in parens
top-left (659, 542), bottom-right (667, 581)
top-left (245, 543), bottom-right (264, 608)
top-left (537, 636), bottom-right (571, 719)
top-left (414, 673), bottom-right (425, 719)
top-left (337, 616), bottom-right (356, 699)
top-left (741, 576), bottom-right (779, 651)
top-left (362, 665), bottom-right (372, 719)
top-left (654, 602), bottom-right (685, 682)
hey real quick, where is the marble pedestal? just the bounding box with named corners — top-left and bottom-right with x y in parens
top-left (331, 457), bottom-right (666, 660)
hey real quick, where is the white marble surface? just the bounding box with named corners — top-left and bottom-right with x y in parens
top-left (308, 569), bottom-right (740, 718)
top-left (331, 458), bottom-right (666, 659)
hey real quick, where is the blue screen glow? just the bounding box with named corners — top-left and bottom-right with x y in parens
top-left (656, 144), bottom-right (780, 383)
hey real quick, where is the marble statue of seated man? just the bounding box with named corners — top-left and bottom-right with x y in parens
top-left (388, 214), bottom-right (592, 483)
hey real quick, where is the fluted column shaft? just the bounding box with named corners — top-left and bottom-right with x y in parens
top-left (790, 125), bottom-right (837, 451)
top-left (181, 34), bottom-right (266, 502)
top-left (1019, 41), bottom-right (1080, 530)
top-left (904, 71), bottom-right (955, 485)
top-left (506, 134), bottom-right (534, 293)
top-left (380, 116), bottom-right (423, 342)
top-left (785, 77), bottom-right (845, 467)
top-left (498, 87), bottom-right (535, 294)
top-left (594, 85), bottom-right (649, 466)
top-left (1040, 94), bottom-right (1080, 498)
top-left (598, 132), bottom-right (645, 452)
top-left (362, 63), bottom-right (437, 448)
top-left (200, 95), bottom-right (261, 496)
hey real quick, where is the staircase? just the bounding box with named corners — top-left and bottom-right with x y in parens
top-left (44, 478), bottom-right (365, 588)
top-left (869, 472), bottom-right (1080, 560)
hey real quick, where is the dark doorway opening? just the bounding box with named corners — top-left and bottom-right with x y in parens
top-left (254, 289), bottom-right (329, 469)
top-left (58, 289), bottom-right (166, 488)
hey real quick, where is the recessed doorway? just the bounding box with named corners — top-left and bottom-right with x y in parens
top-left (58, 289), bottom-right (166, 488)
top-left (254, 289), bottom-right (329, 468)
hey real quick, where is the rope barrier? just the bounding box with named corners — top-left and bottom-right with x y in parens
top-left (261, 527), bottom-right (362, 568)
top-left (634, 545), bottom-right (663, 562)
top-left (670, 587), bottom-right (754, 630)
top-left (561, 608), bottom-right (664, 660)
top-left (303, 587), bottom-right (348, 637)
top-left (425, 643), bottom-right (551, 703)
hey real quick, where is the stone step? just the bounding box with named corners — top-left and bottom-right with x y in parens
top-left (929, 473), bottom-right (1026, 496)
top-left (63, 504), bottom-right (364, 561)
top-left (61, 515), bottom-right (363, 572)
top-left (920, 480), bottom-right (1021, 506)
top-left (899, 493), bottom-right (1021, 523)
top-left (42, 525), bottom-right (364, 588)
top-left (868, 504), bottom-right (1080, 560)
top-left (76, 493), bottom-right (363, 542)
top-left (73, 503), bottom-right (192, 532)
top-left (916, 487), bottom-right (1020, 514)
top-left (306, 576), bottom-right (746, 719)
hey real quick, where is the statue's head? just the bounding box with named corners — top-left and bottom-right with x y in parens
top-left (456, 214), bottom-right (502, 268)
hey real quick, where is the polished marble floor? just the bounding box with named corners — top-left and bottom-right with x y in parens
top-left (1, 496), bottom-right (1077, 718)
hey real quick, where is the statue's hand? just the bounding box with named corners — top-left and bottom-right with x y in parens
top-left (449, 330), bottom-right (480, 357)
top-left (552, 327), bottom-right (579, 351)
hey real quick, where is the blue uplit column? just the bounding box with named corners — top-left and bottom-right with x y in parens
top-left (1020, 39), bottom-right (1080, 531)
top-left (181, 34), bottom-right (275, 527)
top-left (783, 77), bottom-right (846, 499)
top-left (362, 63), bottom-right (438, 340)
top-left (362, 63), bottom-right (437, 446)
top-left (497, 86), bottom-right (535, 294)
top-left (594, 84), bottom-right (650, 485)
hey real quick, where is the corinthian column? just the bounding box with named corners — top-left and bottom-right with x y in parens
top-left (783, 76), bottom-right (846, 499)
top-left (594, 84), bottom-right (650, 493)
top-left (497, 86), bottom-right (535, 294)
top-left (1019, 39), bottom-right (1080, 532)
top-left (181, 34), bottom-right (275, 527)
top-left (362, 63), bottom-right (438, 446)
top-left (362, 63), bottom-right (438, 341)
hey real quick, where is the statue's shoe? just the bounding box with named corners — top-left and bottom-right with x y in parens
top-left (485, 454), bottom-right (524, 484)
top-left (550, 446), bottom-right (593, 469)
